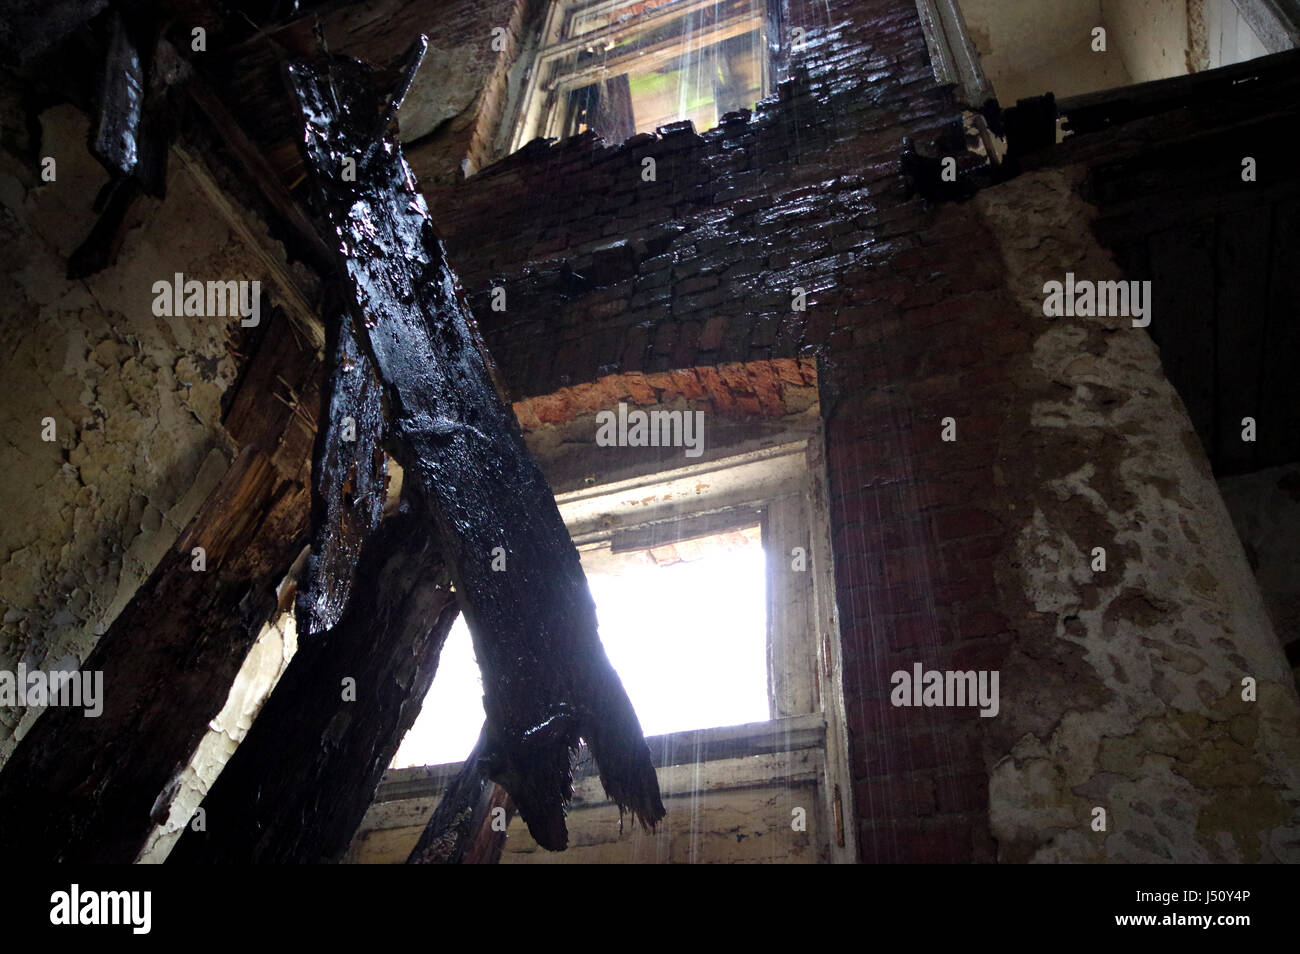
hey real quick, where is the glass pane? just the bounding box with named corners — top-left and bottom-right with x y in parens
top-left (391, 523), bottom-right (768, 768)
top-left (538, 0), bottom-right (767, 140)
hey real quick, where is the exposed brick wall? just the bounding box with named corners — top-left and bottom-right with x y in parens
top-left (512, 357), bottom-right (817, 428)
top-left (419, 0), bottom-right (1017, 861)
top-left (827, 200), bottom-right (1018, 863)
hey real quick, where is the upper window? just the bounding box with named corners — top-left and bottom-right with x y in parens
top-left (362, 437), bottom-right (859, 863)
top-left (509, 0), bottom-right (774, 152)
top-left (393, 515), bottom-right (769, 768)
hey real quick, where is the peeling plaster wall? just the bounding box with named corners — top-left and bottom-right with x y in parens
top-left (1192, 0), bottom-right (1273, 69)
top-left (0, 102), bottom-right (258, 765)
top-left (958, 0), bottom-right (1103, 74)
top-left (957, 0), bottom-right (1132, 102)
top-left (1101, 0), bottom-right (1191, 83)
top-left (974, 168), bottom-right (1300, 862)
top-left (996, 46), bottom-right (1132, 103)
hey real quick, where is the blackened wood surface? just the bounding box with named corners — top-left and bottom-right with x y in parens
top-left (170, 504), bottom-right (456, 864)
top-left (1078, 74), bottom-right (1300, 477)
top-left (286, 45), bottom-right (663, 850)
top-left (297, 309), bottom-right (388, 636)
top-left (406, 726), bottom-right (513, 865)
top-left (67, 177), bottom-right (142, 279)
top-left (89, 11), bottom-right (143, 177)
top-left (0, 0), bottom-right (108, 66)
top-left (0, 447), bottom-right (309, 862)
top-left (0, 314), bottom-right (322, 863)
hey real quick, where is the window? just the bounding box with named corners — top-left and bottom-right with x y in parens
top-left (393, 519), bottom-right (769, 767)
top-left (354, 432), bottom-right (857, 863)
top-left (509, 0), bottom-right (775, 152)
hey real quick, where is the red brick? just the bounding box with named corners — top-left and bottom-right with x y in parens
top-left (934, 773), bottom-right (989, 815)
top-left (864, 818), bottom-right (976, 863)
top-left (854, 774), bottom-right (936, 819)
top-left (957, 609), bottom-right (1010, 639)
top-left (698, 315), bottom-right (728, 350)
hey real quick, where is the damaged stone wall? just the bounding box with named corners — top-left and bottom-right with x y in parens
top-left (0, 95), bottom-right (298, 767)
top-left (0, 103), bottom-right (230, 762)
top-left (973, 167), bottom-right (1300, 862)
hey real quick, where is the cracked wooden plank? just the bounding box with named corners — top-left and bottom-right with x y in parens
top-left (285, 40), bottom-right (664, 850)
top-left (296, 307), bottom-right (388, 635)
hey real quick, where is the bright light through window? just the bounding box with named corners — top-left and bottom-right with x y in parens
top-left (511, 0), bottom-right (771, 151)
top-left (391, 524), bottom-right (768, 768)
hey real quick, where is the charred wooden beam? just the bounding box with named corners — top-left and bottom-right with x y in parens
top-left (296, 307), bottom-right (387, 635)
top-left (89, 10), bottom-right (144, 178)
top-left (169, 501), bottom-right (457, 864)
top-left (0, 313), bottom-right (321, 863)
top-left (285, 41), bottom-right (664, 850)
top-left (71, 18), bottom-right (181, 278)
top-left (0, 0), bottom-right (109, 68)
top-left (67, 177), bottom-right (142, 279)
top-left (219, 304), bottom-right (323, 477)
top-left (67, 9), bottom-right (149, 281)
top-left (185, 71), bottom-right (337, 274)
top-left (406, 726), bottom-right (514, 865)
top-left (0, 446), bottom-right (309, 862)
top-left (1059, 47), bottom-right (1300, 137)
top-left (1002, 93), bottom-right (1058, 164)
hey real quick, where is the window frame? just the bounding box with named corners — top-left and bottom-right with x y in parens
top-left (357, 432), bottom-right (858, 863)
top-left (508, 0), bottom-right (780, 153)
top-left (558, 441), bottom-right (814, 723)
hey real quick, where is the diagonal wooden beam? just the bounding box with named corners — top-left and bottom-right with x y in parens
top-left (0, 315), bottom-right (322, 862)
top-left (0, 446), bottom-right (310, 862)
top-left (295, 304), bottom-right (388, 635)
top-left (285, 40), bottom-right (664, 851)
top-left (406, 726), bottom-right (514, 865)
top-left (169, 502), bottom-right (458, 864)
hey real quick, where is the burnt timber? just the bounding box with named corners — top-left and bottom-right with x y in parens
top-left (169, 503), bottom-right (457, 864)
top-left (285, 41), bottom-right (664, 850)
top-left (0, 303), bottom-right (321, 863)
top-left (406, 726), bottom-right (515, 865)
top-left (296, 306), bottom-right (388, 637)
